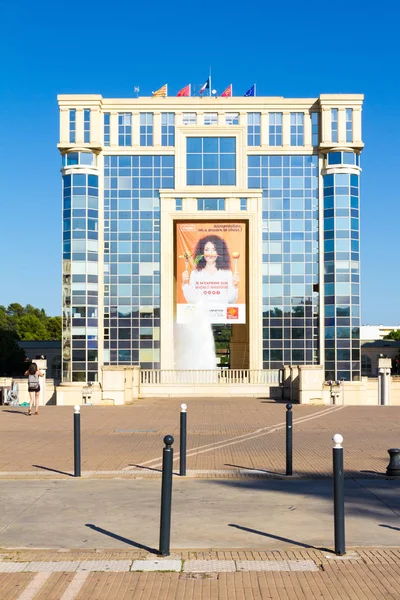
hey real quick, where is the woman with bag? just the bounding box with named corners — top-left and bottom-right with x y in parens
top-left (24, 363), bottom-right (44, 416)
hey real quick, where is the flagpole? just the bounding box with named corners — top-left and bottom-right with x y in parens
top-left (254, 83), bottom-right (256, 97)
top-left (209, 66), bottom-right (212, 97)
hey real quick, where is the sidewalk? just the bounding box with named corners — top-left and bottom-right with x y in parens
top-left (1, 548), bottom-right (400, 599)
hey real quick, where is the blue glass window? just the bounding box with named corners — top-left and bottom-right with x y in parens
top-left (247, 113), bottom-right (261, 146)
top-left (290, 113), bottom-right (304, 146)
top-left (269, 112), bottom-right (282, 146)
top-left (197, 198), bottom-right (225, 210)
top-left (204, 113), bottom-right (217, 125)
top-left (69, 109), bottom-right (76, 143)
top-left (187, 137), bottom-right (236, 185)
top-left (311, 112), bottom-right (319, 146)
top-left (182, 113), bottom-right (196, 125)
top-left (161, 113), bottom-right (175, 146)
top-left (118, 113), bottom-right (132, 146)
top-left (240, 198), bottom-right (247, 211)
top-left (84, 109), bottom-right (90, 143)
top-left (346, 108), bottom-right (353, 143)
top-left (175, 198), bottom-right (182, 211)
top-left (104, 113), bottom-right (110, 147)
top-left (226, 113), bottom-right (239, 125)
top-left (331, 108), bottom-right (338, 143)
top-left (140, 113), bottom-right (153, 146)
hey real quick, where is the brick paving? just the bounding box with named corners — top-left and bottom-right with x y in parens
top-left (0, 549), bottom-right (400, 599)
top-left (0, 401), bottom-right (399, 478)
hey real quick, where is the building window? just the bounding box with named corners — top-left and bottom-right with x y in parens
top-left (204, 113), bottom-right (218, 126)
top-left (183, 112), bottom-right (196, 125)
top-left (311, 112), bottom-right (319, 146)
top-left (84, 109), bottom-right (90, 143)
top-left (290, 113), bottom-right (304, 146)
top-left (346, 108), bottom-right (353, 143)
top-left (269, 112), bottom-right (282, 146)
top-left (161, 113), bottom-right (175, 146)
top-left (140, 113), bottom-right (154, 146)
top-left (69, 109), bottom-right (76, 143)
top-left (197, 198), bottom-right (225, 210)
top-left (331, 108), bottom-right (338, 143)
top-left (226, 113), bottom-right (239, 125)
top-left (240, 198), bottom-right (247, 211)
top-left (247, 112), bottom-right (261, 146)
top-left (62, 151), bottom-right (95, 166)
top-left (118, 113), bottom-right (132, 146)
top-left (175, 198), bottom-right (182, 211)
top-left (104, 113), bottom-right (110, 146)
top-left (186, 137), bottom-right (236, 186)
top-left (327, 151), bottom-right (359, 166)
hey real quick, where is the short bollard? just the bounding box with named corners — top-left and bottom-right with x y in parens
top-left (286, 403), bottom-right (293, 476)
top-left (333, 434), bottom-right (345, 556)
top-left (386, 449), bottom-right (400, 477)
top-left (74, 405), bottom-right (81, 478)
top-left (180, 404), bottom-right (187, 477)
top-left (159, 435), bottom-right (174, 556)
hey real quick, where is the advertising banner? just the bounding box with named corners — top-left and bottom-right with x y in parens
top-left (176, 222), bottom-right (246, 324)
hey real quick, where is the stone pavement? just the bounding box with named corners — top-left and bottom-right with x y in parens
top-left (1, 549), bottom-right (400, 599)
top-left (1, 399), bottom-right (400, 597)
top-left (0, 400), bottom-right (399, 478)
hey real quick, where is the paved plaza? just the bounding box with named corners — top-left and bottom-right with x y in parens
top-left (1, 399), bottom-right (400, 598)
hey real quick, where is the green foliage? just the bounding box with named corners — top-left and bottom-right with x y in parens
top-left (383, 330), bottom-right (400, 340)
top-left (0, 328), bottom-right (26, 376)
top-left (0, 304), bottom-right (61, 341)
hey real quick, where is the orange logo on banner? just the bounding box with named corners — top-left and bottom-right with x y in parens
top-left (226, 307), bottom-right (239, 319)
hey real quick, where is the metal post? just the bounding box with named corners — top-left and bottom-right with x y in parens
top-left (286, 403), bottom-right (293, 476)
top-left (74, 405), bottom-right (81, 478)
top-left (180, 404), bottom-right (187, 476)
top-left (332, 434), bottom-right (345, 555)
top-left (159, 435), bottom-right (174, 556)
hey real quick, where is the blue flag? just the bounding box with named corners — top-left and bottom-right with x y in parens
top-left (244, 84), bottom-right (255, 97)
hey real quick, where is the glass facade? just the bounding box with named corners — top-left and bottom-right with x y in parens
top-left (247, 113), bottom-right (261, 146)
top-left (84, 109), bottom-right (90, 143)
top-left (59, 95), bottom-right (363, 385)
top-left (269, 113), bottom-right (282, 146)
top-left (62, 169), bottom-right (99, 382)
top-left (323, 159), bottom-right (360, 381)
top-left (103, 155), bottom-right (174, 368)
top-left (290, 113), bottom-right (304, 146)
top-left (249, 155), bottom-right (319, 370)
top-left (161, 113), bottom-right (175, 146)
top-left (186, 137), bottom-right (236, 185)
top-left (331, 108), bottom-right (338, 143)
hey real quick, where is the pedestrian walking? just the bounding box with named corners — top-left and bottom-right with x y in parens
top-left (24, 363), bottom-right (44, 416)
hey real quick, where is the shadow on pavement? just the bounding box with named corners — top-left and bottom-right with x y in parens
top-left (32, 464), bottom-right (73, 477)
top-left (225, 463), bottom-right (286, 477)
top-left (379, 524), bottom-right (400, 532)
top-left (129, 464), bottom-right (162, 473)
top-left (2, 410), bottom-right (29, 416)
top-left (86, 523), bottom-right (158, 554)
top-left (228, 523), bottom-right (331, 552)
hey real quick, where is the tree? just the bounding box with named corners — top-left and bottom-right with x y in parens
top-left (384, 330), bottom-right (400, 340)
top-left (15, 314), bottom-right (50, 341)
top-left (0, 328), bottom-right (26, 376)
top-left (47, 317), bottom-right (62, 340)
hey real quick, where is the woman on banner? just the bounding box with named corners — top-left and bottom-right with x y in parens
top-left (182, 235), bottom-right (239, 304)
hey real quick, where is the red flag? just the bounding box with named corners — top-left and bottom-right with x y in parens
top-left (177, 84), bottom-right (191, 97)
top-left (221, 84), bottom-right (232, 97)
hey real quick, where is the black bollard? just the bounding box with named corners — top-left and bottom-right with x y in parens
top-left (333, 434), bottom-right (345, 556)
top-left (286, 403), bottom-right (293, 476)
top-left (386, 449), bottom-right (400, 477)
top-left (180, 404), bottom-right (187, 477)
top-left (159, 435), bottom-right (174, 556)
top-left (74, 405), bottom-right (81, 477)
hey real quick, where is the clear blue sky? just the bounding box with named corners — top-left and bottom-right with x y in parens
top-left (0, 0), bottom-right (399, 323)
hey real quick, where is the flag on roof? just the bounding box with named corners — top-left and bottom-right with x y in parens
top-left (221, 84), bottom-right (232, 97)
top-left (199, 77), bottom-right (210, 94)
top-left (244, 84), bottom-right (256, 97)
top-left (153, 84), bottom-right (168, 97)
top-left (177, 84), bottom-right (191, 97)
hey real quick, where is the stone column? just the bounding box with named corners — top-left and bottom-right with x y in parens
top-left (298, 365), bottom-right (325, 405)
top-left (289, 365), bottom-right (299, 403)
top-left (35, 359), bottom-right (47, 406)
top-left (378, 357), bottom-right (392, 406)
top-left (282, 365), bottom-right (291, 401)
